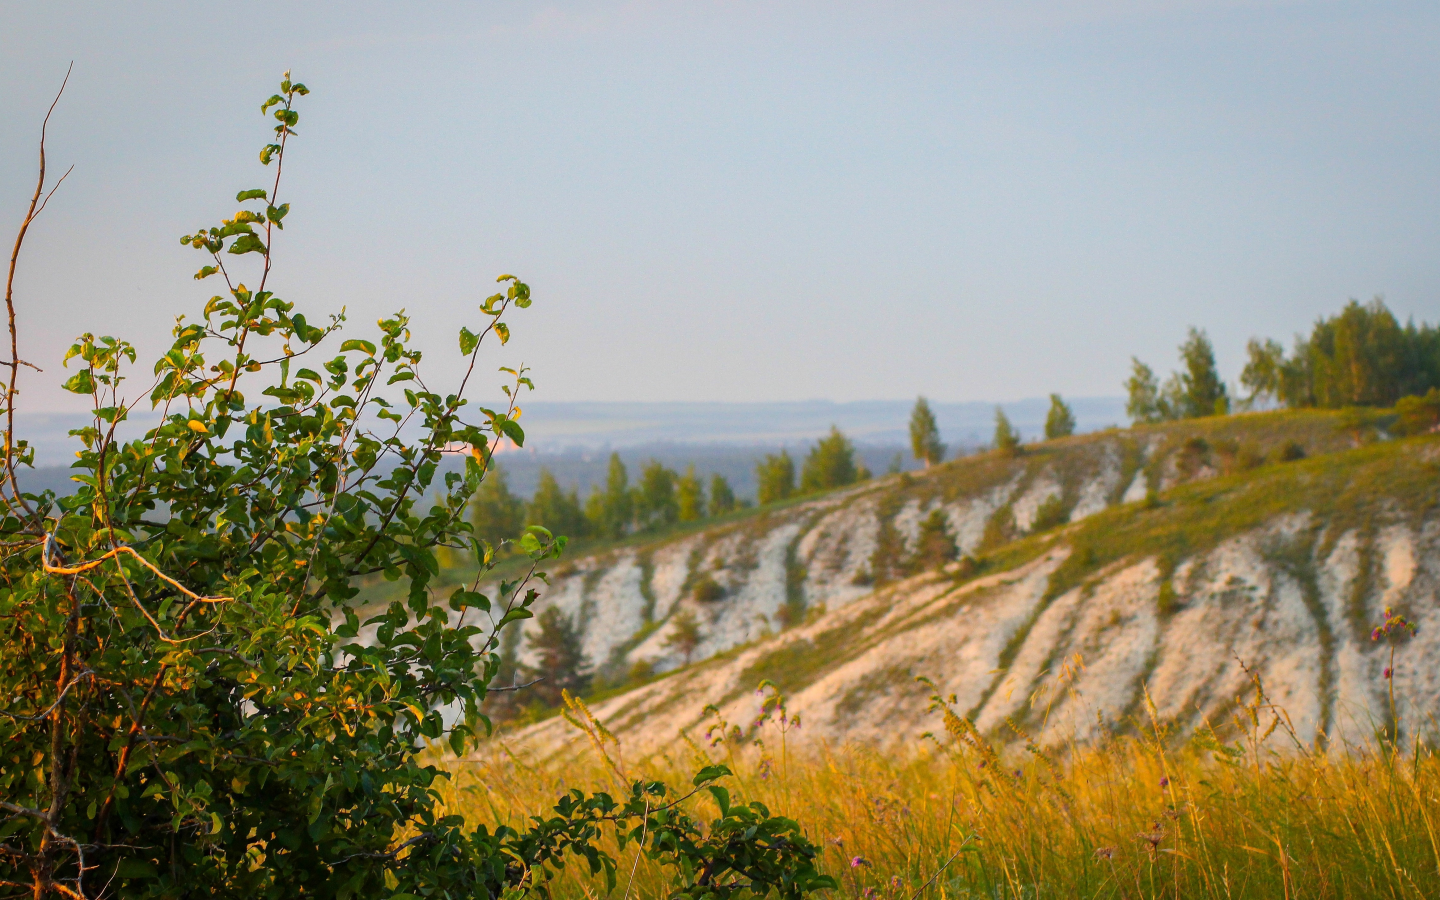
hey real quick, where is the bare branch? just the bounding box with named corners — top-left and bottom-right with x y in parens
top-left (4, 62), bottom-right (72, 521)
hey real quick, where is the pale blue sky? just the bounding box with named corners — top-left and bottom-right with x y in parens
top-left (2, 1), bottom-right (1437, 412)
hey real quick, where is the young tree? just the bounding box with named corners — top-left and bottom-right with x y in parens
top-left (993, 407), bottom-right (1022, 455)
top-left (528, 467), bottom-right (589, 538)
top-left (756, 450), bottom-right (795, 505)
top-left (470, 459), bottom-right (524, 553)
top-left (663, 607), bottom-right (704, 665)
top-left (800, 426), bottom-right (860, 493)
top-left (1043, 393), bottom-right (1076, 440)
top-left (1125, 358), bottom-right (1164, 424)
top-left (521, 605), bottom-right (592, 708)
top-left (676, 464), bottom-right (705, 522)
top-left (910, 509), bottom-right (959, 572)
top-left (1239, 337), bottom-right (1285, 409)
top-left (634, 459), bottom-right (679, 531)
top-left (585, 451), bottom-right (632, 539)
top-left (908, 396), bottom-right (946, 467)
top-left (707, 472), bottom-right (737, 516)
top-left (1178, 327), bottom-right (1228, 417)
top-left (0, 75), bottom-right (835, 900)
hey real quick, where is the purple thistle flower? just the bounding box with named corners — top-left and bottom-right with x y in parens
top-left (1159, 775), bottom-right (1170, 789)
top-left (850, 856), bottom-right (870, 868)
top-left (1384, 667), bottom-right (1393, 679)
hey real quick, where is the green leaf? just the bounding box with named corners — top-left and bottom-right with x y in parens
top-left (340, 339), bottom-right (377, 356)
top-left (495, 322), bottom-right (510, 345)
top-left (236, 188), bottom-right (268, 202)
top-left (706, 784), bottom-right (731, 817)
top-left (459, 327), bottom-right (479, 356)
top-left (692, 764), bottom-right (731, 786)
top-left (61, 370), bottom-right (96, 395)
top-left (497, 608), bottom-right (533, 628)
top-left (228, 234), bottom-right (267, 255)
top-left (497, 417), bottom-right (525, 447)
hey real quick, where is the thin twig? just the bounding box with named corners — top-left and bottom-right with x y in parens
top-left (42, 535), bottom-right (232, 603)
top-left (904, 834), bottom-right (974, 900)
top-left (4, 62), bottom-right (72, 522)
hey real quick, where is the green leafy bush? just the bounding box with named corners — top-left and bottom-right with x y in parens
top-left (0, 74), bottom-right (831, 900)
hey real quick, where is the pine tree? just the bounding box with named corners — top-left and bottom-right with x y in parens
top-left (908, 396), bottom-right (946, 467)
top-left (635, 459), bottom-right (679, 531)
top-left (663, 608), bottom-right (704, 665)
top-left (521, 606), bottom-right (592, 708)
top-left (585, 452), bottom-right (632, 539)
top-left (1178, 327), bottom-right (1228, 417)
top-left (800, 426), bottom-right (860, 493)
top-left (1044, 393), bottom-right (1076, 440)
top-left (707, 473), bottom-right (737, 516)
top-left (756, 450), bottom-right (795, 505)
top-left (527, 468), bottom-right (589, 539)
top-left (470, 460), bottom-right (524, 555)
top-left (676, 464), bottom-right (705, 522)
top-left (911, 509), bottom-right (959, 572)
top-left (993, 407), bottom-right (1021, 456)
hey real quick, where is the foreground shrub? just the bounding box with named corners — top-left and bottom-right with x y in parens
top-left (0, 74), bottom-right (831, 900)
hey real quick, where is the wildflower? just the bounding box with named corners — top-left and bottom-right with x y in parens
top-left (850, 856), bottom-right (871, 868)
top-left (863, 888), bottom-right (879, 900)
top-left (1094, 847), bottom-right (1115, 860)
top-left (1373, 609), bottom-right (1419, 641)
top-left (890, 876), bottom-right (904, 891)
top-left (1159, 775), bottom-right (1170, 789)
top-left (1384, 667), bottom-right (1393, 679)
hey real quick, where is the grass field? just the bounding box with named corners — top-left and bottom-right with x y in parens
top-left (439, 677), bottom-right (1440, 900)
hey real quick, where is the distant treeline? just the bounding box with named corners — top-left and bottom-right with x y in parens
top-left (1125, 299), bottom-right (1440, 432)
top-left (472, 427), bottom-right (876, 549)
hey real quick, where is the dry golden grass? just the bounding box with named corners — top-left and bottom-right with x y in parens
top-left (438, 679), bottom-right (1440, 900)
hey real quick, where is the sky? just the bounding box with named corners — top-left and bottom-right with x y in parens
top-left (2, 1), bottom-right (1437, 414)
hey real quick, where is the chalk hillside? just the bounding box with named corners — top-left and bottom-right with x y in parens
top-left (462, 410), bottom-right (1440, 756)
